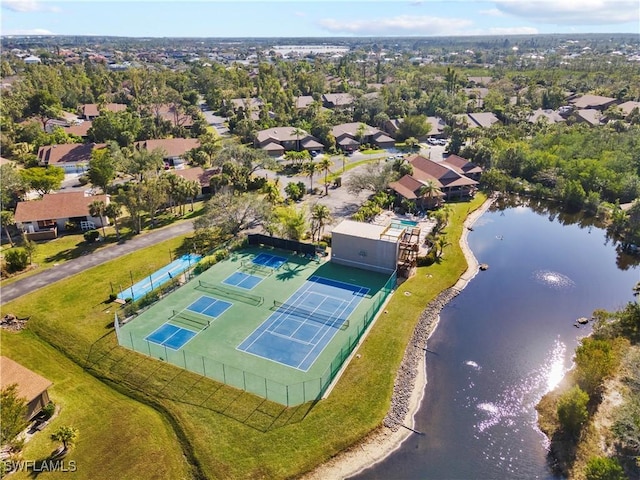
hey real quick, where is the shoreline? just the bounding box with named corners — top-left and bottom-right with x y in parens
top-left (301, 197), bottom-right (495, 480)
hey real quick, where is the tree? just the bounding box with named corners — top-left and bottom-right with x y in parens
top-left (22, 235), bottom-right (37, 265)
top-left (418, 181), bottom-right (441, 210)
top-left (25, 90), bottom-right (62, 130)
top-left (397, 115), bottom-right (431, 141)
top-left (273, 205), bottom-right (308, 240)
top-left (557, 386), bottom-right (589, 439)
top-left (140, 177), bottom-right (168, 228)
top-left (261, 181), bottom-right (282, 205)
top-left (435, 237), bottom-right (451, 258)
top-left (88, 144), bottom-right (118, 193)
top-left (291, 127), bottom-right (305, 151)
top-left (89, 200), bottom-right (108, 237)
top-left (50, 426), bottom-right (78, 453)
top-left (1, 210), bottom-right (15, 246)
top-left (302, 160), bottom-right (319, 193)
top-left (574, 338), bottom-right (617, 396)
top-left (0, 384), bottom-right (28, 444)
top-left (194, 192), bottom-right (268, 237)
top-left (104, 202), bottom-right (122, 240)
top-left (318, 157), bottom-right (334, 196)
top-left (117, 185), bottom-right (146, 234)
top-left (124, 147), bottom-right (164, 181)
top-left (347, 161), bottom-right (396, 194)
top-left (284, 181), bottom-right (306, 202)
top-left (0, 164), bottom-right (27, 210)
top-left (20, 167), bottom-right (65, 196)
top-left (310, 203), bottom-right (332, 242)
top-left (4, 248), bottom-right (29, 273)
top-left (584, 457), bottom-right (626, 480)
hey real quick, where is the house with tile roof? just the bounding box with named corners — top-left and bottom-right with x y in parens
top-left (78, 103), bottom-right (127, 120)
top-left (569, 94), bottom-right (617, 111)
top-left (0, 356), bottom-right (53, 420)
top-left (389, 154), bottom-right (478, 208)
top-left (456, 112), bottom-right (501, 129)
top-left (322, 93), bottom-right (354, 109)
top-left (331, 123), bottom-right (395, 152)
top-left (15, 191), bottom-right (110, 239)
top-left (254, 127), bottom-right (324, 157)
top-left (134, 138), bottom-right (200, 168)
top-left (37, 142), bottom-right (106, 173)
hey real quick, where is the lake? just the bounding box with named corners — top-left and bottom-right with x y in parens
top-left (353, 200), bottom-right (639, 479)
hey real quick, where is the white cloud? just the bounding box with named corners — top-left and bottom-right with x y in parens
top-left (2, 0), bottom-right (59, 13)
top-left (479, 8), bottom-right (505, 17)
top-left (494, 0), bottom-right (639, 25)
top-left (294, 11), bottom-right (306, 17)
top-left (317, 15), bottom-right (473, 36)
top-left (3, 28), bottom-right (55, 35)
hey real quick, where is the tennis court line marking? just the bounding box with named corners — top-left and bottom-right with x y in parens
top-left (127, 258), bottom-right (193, 293)
top-left (309, 275), bottom-right (370, 296)
top-left (148, 323), bottom-right (199, 351)
top-left (222, 271), bottom-right (264, 290)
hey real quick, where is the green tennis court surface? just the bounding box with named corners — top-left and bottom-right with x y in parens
top-left (117, 246), bottom-right (395, 405)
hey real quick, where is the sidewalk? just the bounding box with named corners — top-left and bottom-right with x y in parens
top-left (1, 221), bottom-right (194, 305)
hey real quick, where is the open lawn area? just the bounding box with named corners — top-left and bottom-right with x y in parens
top-left (1, 193), bottom-right (486, 479)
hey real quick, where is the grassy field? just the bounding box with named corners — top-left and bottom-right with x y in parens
top-left (1, 193), bottom-right (486, 479)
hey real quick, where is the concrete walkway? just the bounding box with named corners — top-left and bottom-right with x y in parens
top-left (1, 221), bottom-right (194, 305)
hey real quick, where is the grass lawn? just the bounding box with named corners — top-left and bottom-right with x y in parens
top-left (0, 330), bottom-right (192, 480)
top-left (1, 193), bottom-right (486, 479)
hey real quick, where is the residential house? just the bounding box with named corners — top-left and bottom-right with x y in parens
top-left (152, 104), bottom-right (194, 129)
top-left (254, 127), bottom-right (324, 157)
top-left (463, 87), bottom-right (489, 109)
top-left (23, 55), bottom-right (41, 64)
top-left (322, 93), bottom-right (354, 109)
top-left (37, 142), bottom-right (105, 173)
top-left (573, 109), bottom-right (603, 126)
top-left (441, 154), bottom-right (483, 181)
top-left (172, 166), bottom-right (217, 196)
top-left (528, 109), bottom-right (566, 125)
top-left (389, 154), bottom-right (478, 207)
top-left (227, 97), bottom-right (264, 121)
top-left (616, 101), bottom-right (640, 120)
top-left (15, 191), bottom-right (110, 240)
top-left (78, 103), bottom-right (127, 120)
top-left (331, 123), bottom-right (395, 152)
top-left (456, 112), bottom-right (501, 129)
top-left (294, 95), bottom-right (315, 110)
top-left (569, 94), bottom-right (617, 111)
top-left (62, 120), bottom-right (92, 139)
top-left (0, 356), bottom-right (53, 421)
top-left (134, 138), bottom-right (200, 168)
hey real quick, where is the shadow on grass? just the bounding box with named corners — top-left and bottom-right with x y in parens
top-left (84, 332), bottom-right (318, 433)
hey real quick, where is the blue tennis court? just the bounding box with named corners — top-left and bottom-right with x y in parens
top-left (253, 253), bottom-right (287, 269)
top-left (222, 271), bottom-right (263, 290)
top-left (145, 323), bottom-right (197, 350)
top-left (237, 276), bottom-right (369, 371)
top-left (186, 296), bottom-right (232, 318)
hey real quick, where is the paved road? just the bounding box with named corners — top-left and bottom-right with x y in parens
top-left (1, 221), bottom-right (195, 305)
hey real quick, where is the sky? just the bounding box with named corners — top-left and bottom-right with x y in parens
top-left (1, 0), bottom-right (639, 38)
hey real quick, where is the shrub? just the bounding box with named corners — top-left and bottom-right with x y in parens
top-left (557, 386), bottom-right (590, 438)
top-left (83, 230), bottom-right (99, 243)
top-left (584, 456), bottom-right (626, 480)
top-left (41, 401), bottom-right (55, 420)
top-left (108, 293), bottom-right (117, 302)
top-left (4, 248), bottom-right (29, 273)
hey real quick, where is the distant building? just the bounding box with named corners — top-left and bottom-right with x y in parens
top-left (331, 123), bottom-right (395, 152)
top-left (254, 127), bottom-right (324, 157)
top-left (78, 103), bottom-right (127, 120)
top-left (23, 55), bottom-right (41, 64)
top-left (0, 356), bottom-right (53, 420)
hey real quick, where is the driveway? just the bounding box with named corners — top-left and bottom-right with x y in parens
top-left (1, 221), bottom-right (195, 305)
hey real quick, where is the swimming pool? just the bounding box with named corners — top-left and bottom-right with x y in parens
top-left (396, 219), bottom-right (419, 226)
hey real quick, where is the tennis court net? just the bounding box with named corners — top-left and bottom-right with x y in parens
top-left (272, 300), bottom-right (349, 330)
top-left (169, 310), bottom-right (210, 329)
top-left (197, 280), bottom-right (264, 306)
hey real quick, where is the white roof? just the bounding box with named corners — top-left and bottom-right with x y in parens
top-left (332, 220), bottom-right (390, 240)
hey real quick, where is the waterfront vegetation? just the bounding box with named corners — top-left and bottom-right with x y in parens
top-left (536, 302), bottom-right (640, 479)
top-left (0, 194), bottom-right (485, 479)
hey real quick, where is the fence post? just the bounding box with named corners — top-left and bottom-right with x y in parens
top-left (202, 356), bottom-right (206, 376)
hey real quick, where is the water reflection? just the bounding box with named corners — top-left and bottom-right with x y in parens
top-left (532, 270), bottom-right (576, 290)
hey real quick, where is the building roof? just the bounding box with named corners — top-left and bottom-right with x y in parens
top-left (331, 219), bottom-right (388, 240)
top-left (389, 174), bottom-right (423, 200)
top-left (135, 138), bottom-right (200, 158)
top-left (426, 116), bottom-right (446, 135)
top-left (575, 109), bottom-right (602, 126)
top-left (63, 120), bottom-right (92, 137)
top-left (295, 95), bottom-right (315, 109)
top-left (441, 154), bottom-right (483, 176)
top-left (80, 103), bottom-right (127, 118)
top-left (172, 167), bottom-right (217, 186)
top-left (331, 122), bottom-right (381, 138)
top-left (15, 192), bottom-right (109, 223)
top-left (255, 127), bottom-right (311, 143)
top-left (466, 112), bottom-right (501, 128)
top-left (617, 101), bottom-right (640, 116)
top-left (154, 104), bottom-right (194, 127)
top-left (0, 356), bottom-right (52, 403)
top-left (229, 97), bottom-right (263, 110)
top-left (322, 93), bottom-right (354, 107)
top-left (569, 94), bottom-right (617, 109)
top-left (37, 142), bottom-right (105, 165)
top-left (528, 109), bottom-right (566, 124)
top-left (409, 155), bottom-right (478, 188)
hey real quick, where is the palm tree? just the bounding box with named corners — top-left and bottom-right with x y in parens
top-left (311, 204), bottom-right (332, 242)
top-left (302, 161), bottom-right (319, 193)
top-left (435, 237), bottom-right (451, 258)
top-left (88, 200), bottom-right (107, 238)
top-left (418, 181), bottom-right (440, 211)
top-left (51, 426), bottom-right (78, 453)
top-left (104, 202), bottom-right (122, 240)
top-left (291, 127), bottom-right (305, 151)
top-left (262, 181), bottom-right (282, 205)
top-left (186, 180), bottom-right (200, 212)
top-left (318, 157), bottom-right (334, 196)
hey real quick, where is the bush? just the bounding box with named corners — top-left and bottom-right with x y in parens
top-left (41, 401), bottom-right (55, 420)
top-left (557, 386), bottom-right (590, 438)
top-left (4, 248), bottom-right (29, 273)
top-left (77, 175), bottom-right (89, 186)
top-left (108, 293), bottom-right (117, 302)
top-left (584, 456), bottom-right (626, 480)
top-left (83, 230), bottom-right (99, 243)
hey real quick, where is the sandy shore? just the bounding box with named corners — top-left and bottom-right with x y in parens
top-left (301, 197), bottom-right (495, 480)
